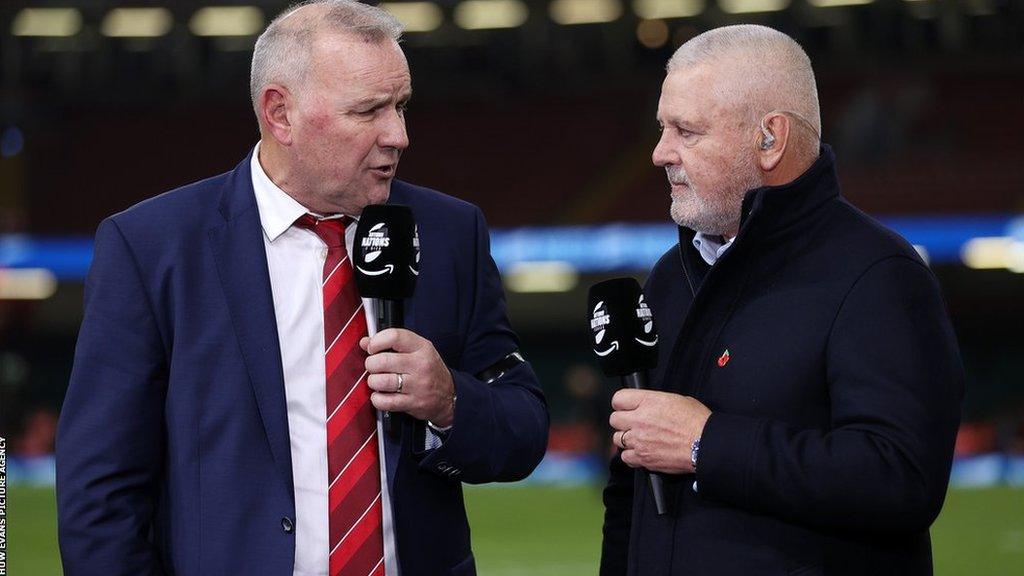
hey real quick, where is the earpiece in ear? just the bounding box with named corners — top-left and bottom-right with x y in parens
top-left (760, 128), bottom-right (776, 150)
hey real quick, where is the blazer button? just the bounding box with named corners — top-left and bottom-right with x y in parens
top-left (281, 516), bottom-right (294, 534)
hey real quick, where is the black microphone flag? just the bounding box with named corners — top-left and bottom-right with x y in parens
top-left (353, 204), bottom-right (419, 303)
top-left (588, 277), bottom-right (659, 377)
top-left (587, 277), bottom-right (668, 515)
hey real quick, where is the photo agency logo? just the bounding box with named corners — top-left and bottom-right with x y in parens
top-left (0, 435), bottom-right (6, 575)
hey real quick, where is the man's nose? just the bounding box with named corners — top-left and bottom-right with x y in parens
top-left (651, 133), bottom-right (676, 167)
top-left (380, 109), bottom-right (409, 150)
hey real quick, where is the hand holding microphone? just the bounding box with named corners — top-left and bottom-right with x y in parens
top-left (609, 390), bottom-right (709, 476)
top-left (362, 328), bottom-right (456, 427)
top-left (587, 279), bottom-right (711, 501)
top-left (354, 205), bottom-right (456, 435)
top-left (587, 278), bottom-right (671, 514)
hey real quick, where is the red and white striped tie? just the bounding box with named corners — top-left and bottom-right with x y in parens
top-left (296, 214), bottom-right (386, 576)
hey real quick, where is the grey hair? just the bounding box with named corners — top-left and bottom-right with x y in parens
top-left (250, 0), bottom-right (403, 117)
top-left (667, 25), bottom-right (821, 160)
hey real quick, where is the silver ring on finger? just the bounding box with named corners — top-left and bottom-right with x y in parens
top-left (396, 373), bottom-right (404, 393)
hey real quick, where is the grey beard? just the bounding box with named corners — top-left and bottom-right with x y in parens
top-left (670, 194), bottom-right (739, 236)
top-left (668, 162), bottom-right (762, 236)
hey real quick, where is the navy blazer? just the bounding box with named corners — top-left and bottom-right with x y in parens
top-left (56, 152), bottom-right (549, 576)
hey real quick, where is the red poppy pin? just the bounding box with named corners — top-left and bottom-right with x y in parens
top-left (717, 349), bottom-right (730, 367)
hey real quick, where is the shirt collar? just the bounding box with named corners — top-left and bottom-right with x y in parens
top-left (250, 142), bottom-right (360, 240)
top-left (692, 232), bottom-right (734, 266)
top-left (250, 142), bottom-right (310, 242)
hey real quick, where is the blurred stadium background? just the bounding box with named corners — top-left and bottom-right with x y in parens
top-left (1, 0), bottom-right (1022, 574)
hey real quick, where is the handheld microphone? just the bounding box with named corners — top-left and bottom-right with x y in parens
top-left (353, 204), bottom-right (420, 437)
top-left (587, 277), bottom-right (668, 515)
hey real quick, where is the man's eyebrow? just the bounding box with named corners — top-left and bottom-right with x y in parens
top-left (354, 95), bottom-right (392, 108)
top-left (656, 113), bottom-right (699, 129)
top-left (354, 90), bottom-right (413, 108)
top-left (672, 116), bottom-right (707, 132)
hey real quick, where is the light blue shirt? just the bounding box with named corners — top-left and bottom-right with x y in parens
top-left (692, 232), bottom-right (735, 266)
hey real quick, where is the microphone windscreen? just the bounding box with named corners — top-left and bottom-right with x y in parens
top-left (587, 277), bottom-right (659, 376)
top-left (353, 204), bottom-right (419, 300)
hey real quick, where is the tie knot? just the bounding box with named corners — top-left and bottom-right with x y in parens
top-left (295, 213), bottom-right (348, 248)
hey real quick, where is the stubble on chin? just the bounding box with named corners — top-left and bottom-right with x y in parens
top-left (669, 187), bottom-right (737, 236)
top-left (668, 161), bottom-right (762, 236)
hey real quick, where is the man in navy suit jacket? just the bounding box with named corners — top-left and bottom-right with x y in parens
top-left (56, 2), bottom-right (548, 575)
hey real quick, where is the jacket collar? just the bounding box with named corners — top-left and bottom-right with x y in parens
top-left (737, 143), bottom-right (840, 239)
top-left (216, 149), bottom-right (260, 223)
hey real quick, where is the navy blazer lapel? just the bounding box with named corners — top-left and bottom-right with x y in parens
top-left (208, 153), bottom-right (294, 501)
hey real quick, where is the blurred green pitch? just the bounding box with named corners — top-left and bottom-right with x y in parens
top-left (8, 485), bottom-right (1023, 574)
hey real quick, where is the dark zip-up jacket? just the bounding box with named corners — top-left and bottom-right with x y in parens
top-left (601, 146), bottom-right (964, 576)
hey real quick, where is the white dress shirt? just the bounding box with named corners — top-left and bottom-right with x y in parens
top-left (250, 143), bottom-right (401, 576)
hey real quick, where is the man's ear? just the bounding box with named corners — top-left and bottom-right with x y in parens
top-left (259, 84), bottom-right (294, 146)
top-left (756, 112), bottom-right (790, 172)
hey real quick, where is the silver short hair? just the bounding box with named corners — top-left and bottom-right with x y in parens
top-left (250, 0), bottom-right (403, 116)
top-left (667, 25), bottom-right (821, 158)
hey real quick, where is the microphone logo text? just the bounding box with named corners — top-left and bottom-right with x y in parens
top-left (361, 222), bottom-right (390, 263)
top-left (591, 301), bottom-right (619, 356)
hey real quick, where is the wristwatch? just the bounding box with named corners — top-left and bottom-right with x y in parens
top-left (690, 438), bottom-right (701, 471)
